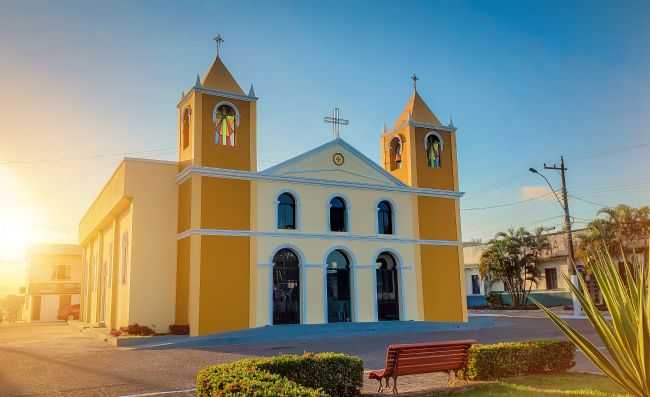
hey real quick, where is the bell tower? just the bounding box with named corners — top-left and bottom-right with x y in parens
top-left (381, 76), bottom-right (466, 323)
top-left (380, 76), bottom-right (457, 191)
top-left (177, 36), bottom-right (257, 172)
top-left (175, 37), bottom-right (257, 336)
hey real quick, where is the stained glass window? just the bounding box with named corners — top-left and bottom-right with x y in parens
top-left (425, 134), bottom-right (442, 168)
top-left (389, 137), bottom-right (402, 170)
top-left (215, 104), bottom-right (236, 146)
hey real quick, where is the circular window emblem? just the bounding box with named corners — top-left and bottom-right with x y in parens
top-left (332, 152), bottom-right (345, 166)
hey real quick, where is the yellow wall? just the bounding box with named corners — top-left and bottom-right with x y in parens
top-left (417, 196), bottom-right (458, 241)
top-left (414, 129), bottom-right (455, 190)
top-left (78, 158), bottom-right (178, 332)
top-left (178, 178), bottom-right (192, 233)
top-left (175, 238), bottom-right (190, 325)
top-left (198, 235), bottom-right (250, 335)
top-left (419, 245), bottom-right (465, 321)
top-left (201, 177), bottom-right (251, 230)
top-left (200, 95), bottom-right (255, 171)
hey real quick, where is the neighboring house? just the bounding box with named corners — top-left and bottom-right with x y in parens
top-left (463, 229), bottom-right (588, 307)
top-left (23, 244), bottom-right (82, 321)
top-left (79, 44), bottom-right (466, 336)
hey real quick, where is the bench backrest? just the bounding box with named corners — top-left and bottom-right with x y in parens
top-left (382, 340), bottom-right (477, 377)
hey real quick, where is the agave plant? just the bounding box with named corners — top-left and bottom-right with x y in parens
top-left (534, 248), bottom-right (650, 396)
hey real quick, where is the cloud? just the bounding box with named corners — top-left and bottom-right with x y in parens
top-left (520, 185), bottom-right (556, 201)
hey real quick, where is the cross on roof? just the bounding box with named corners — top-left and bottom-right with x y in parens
top-left (323, 107), bottom-right (349, 139)
top-left (411, 73), bottom-right (419, 91)
top-left (213, 34), bottom-right (224, 57)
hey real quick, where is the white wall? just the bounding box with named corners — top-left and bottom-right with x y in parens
top-left (254, 176), bottom-right (420, 326)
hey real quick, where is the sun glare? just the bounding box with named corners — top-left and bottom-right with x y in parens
top-left (0, 166), bottom-right (36, 261)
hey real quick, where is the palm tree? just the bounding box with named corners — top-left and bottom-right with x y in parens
top-left (479, 227), bottom-right (549, 307)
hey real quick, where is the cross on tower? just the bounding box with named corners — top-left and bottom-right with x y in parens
top-left (411, 73), bottom-right (419, 91)
top-left (213, 34), bottom-right (224, 57)
top-left (323, 107), bottom-right (349, 139)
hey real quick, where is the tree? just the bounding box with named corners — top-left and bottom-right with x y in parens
top-left (479, 227), bottom-right (550, 307)
top-left (579, 204), bottom-right (650, 270)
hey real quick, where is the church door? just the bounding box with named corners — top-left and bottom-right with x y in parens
top-left (376, 252), bottom-right (400, 321)
top-left (272, 249), bottom-right (300, 325)
top-left (326, 250), bottom-right (351, 323)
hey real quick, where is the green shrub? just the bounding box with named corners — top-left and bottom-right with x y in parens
top-left (462, 340), bottom-right (575, 380)
top-left (486, 291), bottom-right (502, 307)
top-left (196, 353), bottom-right (363, 397)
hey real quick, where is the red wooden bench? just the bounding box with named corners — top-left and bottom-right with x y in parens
top-left (368, 340), bottom-right (477, 394)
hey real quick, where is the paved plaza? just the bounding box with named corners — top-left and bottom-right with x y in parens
top-left (0, 316), bottom-right (601, 397)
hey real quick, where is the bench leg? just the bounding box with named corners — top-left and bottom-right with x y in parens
top-left (447, 370), bottom-right (456, 387)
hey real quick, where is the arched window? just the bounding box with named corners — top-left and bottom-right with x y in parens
top-left (376, 252), bottom-right (400, 321)
top-left (329, 197), bottom-right (347, 232)
top-left (277, 193), bottom-right (296, 230)
top-left (182, 107), bottom-right (191, 149)
top-left (326, 249), bottom-right (351, 323)
top-left (425, 133), bottom-right (442, 168)
top-left (272, 248), bottom-right (300, 325)
top-left (377, 201), bottom-right (393, 235)
top-left (389, 137), bottom-right (402, 170)
top-left (214, 104), bottom-right (237, 146)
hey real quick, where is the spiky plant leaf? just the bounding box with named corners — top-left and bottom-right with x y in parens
top-left (532, 248), bottom-right (650, 396)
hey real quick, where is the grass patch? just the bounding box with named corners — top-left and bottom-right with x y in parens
top-left (433, 373), bottom-right (626, 396)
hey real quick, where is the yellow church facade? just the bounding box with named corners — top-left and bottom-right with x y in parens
top-left (79, 47), bottom-right (466, 337)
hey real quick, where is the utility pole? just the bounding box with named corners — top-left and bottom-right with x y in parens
top-left (530, 157), bottom-right (583, 317)
top-left (543, 156), bottom-right (577, 274)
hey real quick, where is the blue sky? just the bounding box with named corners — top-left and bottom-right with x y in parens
top-left (1, 0), bottom-right (649, 256)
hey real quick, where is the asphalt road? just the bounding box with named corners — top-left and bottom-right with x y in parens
top-left (0, 317), bottom-right (601, 397)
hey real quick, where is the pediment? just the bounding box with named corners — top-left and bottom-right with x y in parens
top-left (261, 139), bottom-right (405, 187)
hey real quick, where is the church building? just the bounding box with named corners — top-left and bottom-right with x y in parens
top-left (79, 41), bottom-right (466, 336)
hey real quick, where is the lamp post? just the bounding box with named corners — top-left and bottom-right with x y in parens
top-left (529, 158), bottom-right (583, 317)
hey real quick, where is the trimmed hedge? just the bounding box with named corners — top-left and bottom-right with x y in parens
top-left (462, 340), bottom-right (575, 380)
top-left (196, 353), bottom-right (363, 397)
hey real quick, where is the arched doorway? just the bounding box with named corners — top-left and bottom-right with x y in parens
top-left (272, 248), bottom-right (300, 324)
top-left (326, 249), bottom-right (352, 323)
top-left (376, 252), bottom-right (400, 321)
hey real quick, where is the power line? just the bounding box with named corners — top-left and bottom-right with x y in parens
top-left (0, 146), bottom-right (179, 166)
top-left (461, 191), bottom-right (555, 211)
top-left (568, 194), bottom-right (610, 208)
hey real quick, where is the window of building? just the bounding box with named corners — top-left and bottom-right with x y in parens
top-left (182, 107), bottom-right (191, 149)
top-left (121, 233), bottom-right (129, 285)
top-left (471, 274), bottom-right (481, 295)
top-left (377, 200), bottom-right (393, 235)
top-left (389, 137), bottom-right (402, 170)
top-left (545, 268), bottom-right (558, 290)
top-left (425, 133), bottom-right (442, 168)
top-left (52, 264), bottom-right (71, 281)
top-left (277, 193), bottom-right (296, 230)
top-left (214, 104), bottom-right (237, 146)
top-left (329, 197), bottom-right (347, 232)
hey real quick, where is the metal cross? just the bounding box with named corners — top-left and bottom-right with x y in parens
top-left (323, 107), bottom-right (349, 139)
top-left (213, 34), bottom-right (224, 57)
top-left (411, 73), bottom-right (419, 91)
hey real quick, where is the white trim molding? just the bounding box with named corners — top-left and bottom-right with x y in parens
top-left (177, 86), bottom-right (258, 107)
top-left (410, 120), bottom-right (456, 132)
top-left (177, 228), bottom-right (460, 246)
top-left (176, 166), bottom-right (464, 199)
